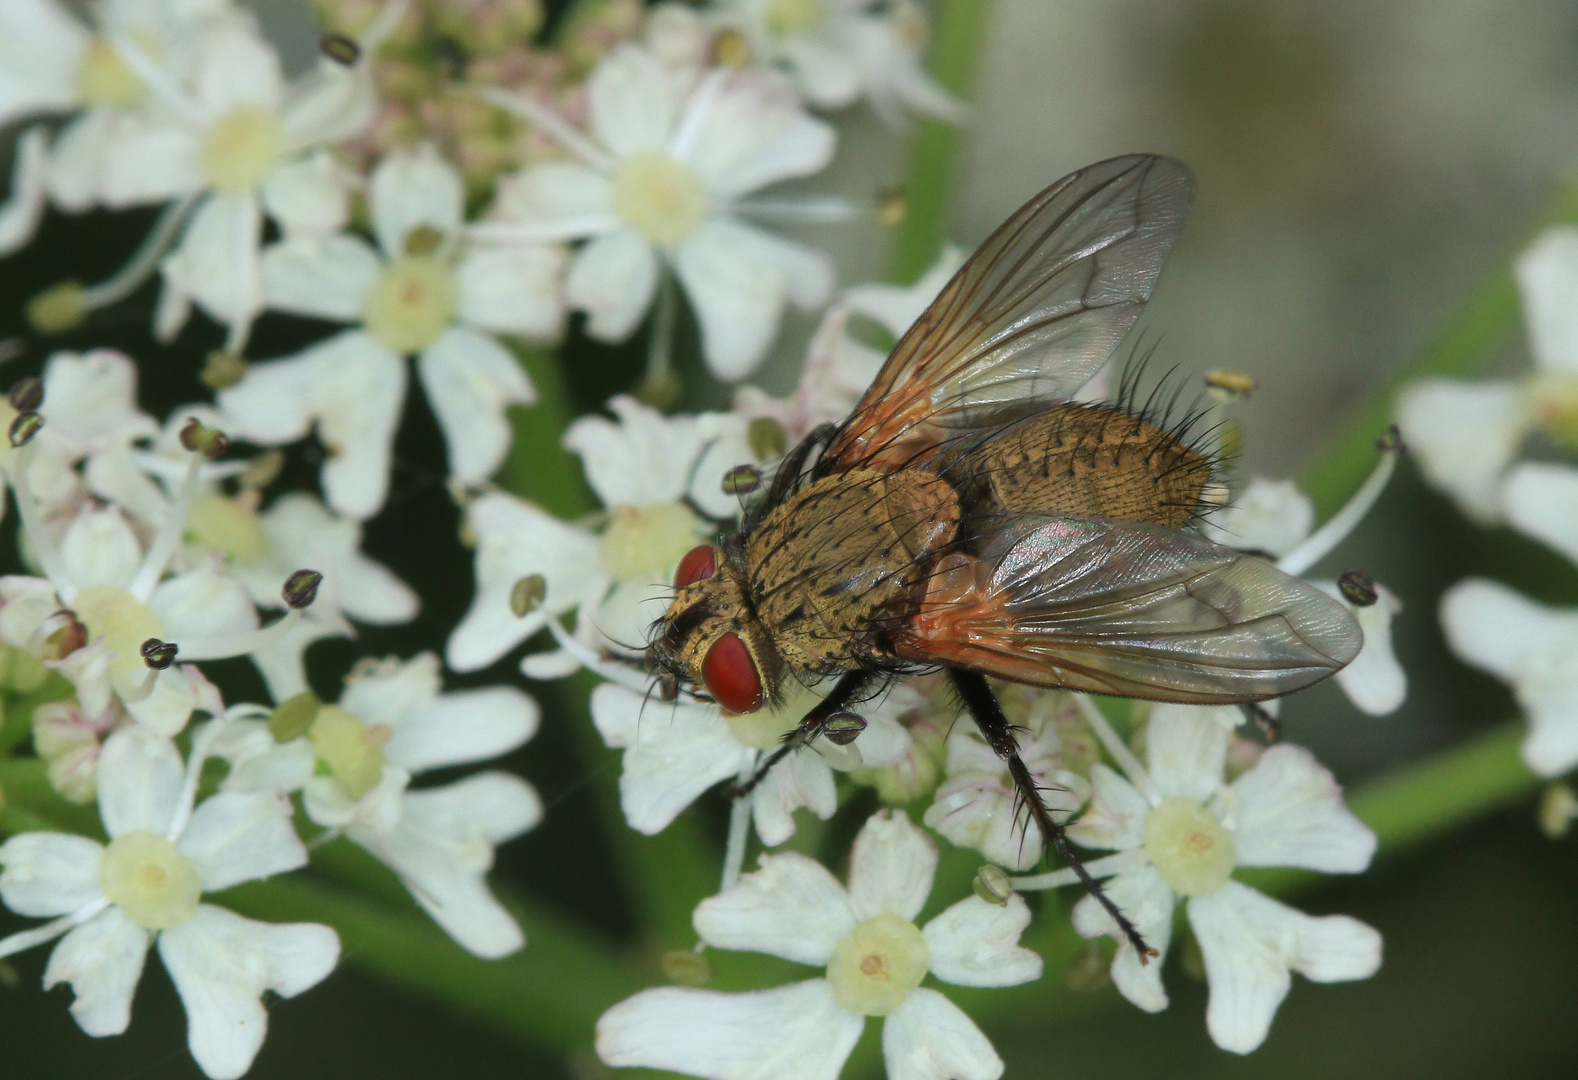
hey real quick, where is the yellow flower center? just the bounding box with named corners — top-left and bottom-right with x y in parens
top-left (309, 705), bottom-right (391, 801)
top-left (826, 913), bottom-right (929, 1015)
top-left (362, 253), bottom-right (459, 354)
top-left (766, 0), bottom-right (825, 35)
top-left (99, 830), bottom-right (201, 930)
top-left (1142, 796), bottom-right (1235, 897)
top-left (185, 494), bottom-right (271, 563)
top-left (76, 37), bottom-right (145, 108)
top-left (610, 151), bottom-right (709, 247)
top-left (598, 501), bottom-right (699, 582)
top-left (72, 586), bottom-right (165, 697)
top-left (722, 684), bottom-right (820, 748)
top-left (198, 105), bottom-right (286, 194)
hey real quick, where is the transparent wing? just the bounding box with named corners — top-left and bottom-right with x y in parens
top-left (893, 516), bottom-right (1361, 703)
top-left (827, 154), bottom-right (1193, 472)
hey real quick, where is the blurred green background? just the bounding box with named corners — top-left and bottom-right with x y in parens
top-left (3, 0), bottom-right (1577, 1076)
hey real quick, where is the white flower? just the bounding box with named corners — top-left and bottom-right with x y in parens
top-left (597, 810), bottom-right (1037, 1080)
top-left (481, 44), bottom-right (837, 379)
top-left (591, 677), bottom-right (917, 844)
top-left (446, 395), bottom-right (755, 676)
top-left (1199, 476), bottom-right (1314, 558)
top-left (1397, 227), bottom-right (1578, 523)
top-left (220, 653), bottom-right (542, 957)
top-left (1029, 703), bottom-right (1380, 1053)
top-left (217, 144), bottom-right (559, 518)
top-left (0, 124), bottom-right (48, 256)
top-left (710, 0), bottom-right (966, 125)
top-left (0, 724), bottom-right (337, 1080)
top-left (32, 694), bottom-right (125, 804)
top-left (924, 691), bottom-right (1089, 871)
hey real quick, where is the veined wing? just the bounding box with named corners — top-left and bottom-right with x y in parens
top-left (892, 516), bottom-right (1360, 703)
top-left (826, 154), bottom-right (1193, 472)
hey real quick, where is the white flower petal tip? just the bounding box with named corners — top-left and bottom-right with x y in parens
top-left (883, 988), bottom-right (1004, 1080)
top-left (1314, 579), bottom-right (1406, 717)
top-left (1201, 477), bottom-right (1315, 558)
top-left (595, 981), bottom-right (865, 1080)
top-left (848, 809), bottom-right (937, 922)
top-left (694, 851), bottom-right (855, 965)
top-left (1515, 227), bottom-right (1578, 373)
top-left (922, 895), bottom-right (1042, 989)
top-left (1394, 378), bottom-right (1526, 523)
top-left (1502, 462), bottom-right (1578, 568)
top-left (1230, 745), bottom-right (1376, 873)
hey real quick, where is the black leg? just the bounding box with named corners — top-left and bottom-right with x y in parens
top-left (950, 669), bottom-right (1158, 961)
top-left (729, 670), bottom-right (872, 799)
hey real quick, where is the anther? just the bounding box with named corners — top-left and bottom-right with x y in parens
top-left (1376, 424), bottom-right (1407, 456)
top-left (721, 464), bottom-right (761, 496)
top-left (179, 417), bottom-right (229, 459)
top-left (140, 638), bottom-right (178, 670)
top-left (972, 864), bottom-right (1014, 906)
top-left (660, 949), bottom-right (713, 986)
top-left (240, 449), bottom-right (285, 489)
top-left (510, 573), bottom-right (546, 617)
top-left (268, 691), bottom-right (321, 743)
top-left (26, 282), bottom-right (87, 335)
top-left (200, 350), bottom-right (247, 390)
top-left (7, 376), bottom-right (42, 412)
top-left (320, 32), bottom-right (361, 65)
top-left (403, 224), bottom-right (444, 256)
top-left (823, 711), bottom-right (867, 746)
top-left (8, 411), bottom-right (42, 448)
top-left (710, 28), bottom-right (750, 69)
top-left (747, 417), bottom-right (787, 461)
top-left (282, 569), bottom-right (323, 609)
top-left (876, 185), bottom-right (907, 226)
top-left (1205, 369), bottom-right (1255, 401)
top-left (1338, 570), bottom-right (1379, 607)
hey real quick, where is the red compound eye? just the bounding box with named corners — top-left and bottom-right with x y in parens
top-left (702, 632), bottom-right (763, 714)
top-left (674, 545), bottom-right (717, 590)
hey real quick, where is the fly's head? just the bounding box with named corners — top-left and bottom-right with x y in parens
top-left (648, 543), bottom-right (782, 714)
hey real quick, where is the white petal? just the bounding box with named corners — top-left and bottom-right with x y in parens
top-left (159, 905), bottom-right (339, 1080)
top-left (45, 109), bottom-right (108, 212)
top-left (445, 492), bottom-right (605, 672)
top-left (882, 987), bottom-right (1003, 1080)
top-left (1066, 763), bottom-right (1149, 851)
top-left (847, 809), bottom-right (936, 922)
top-left (855, 710), bottom-right (912, 769)
top-left (457, 241), bottom-right (567, 339)
top-left (259, 232), bottom-right (380, 321)
top-left (150, 565), bottom-right (258, 642)
top-left (490, 160), bottom-right (616, 238)
top-left (0, 124), bottom-right (47, 255)
top-left (0, 0), bottom-right (86, 128)
top-left (417, 327), bottom-right (537, 484)
top-left (59, 504), bottom-right (142, 589)
top-left (779, 35), bottom-right (861, 110)
top-left (98, 725), bottom-right (185, 839)
top-left (1515, 227), bottom-right (1578, 372)
top-left (596, 980), bottom-right (864, 1080)
top-left (98, 118), bottom-right (203, 207)
top-left (1189, 882), bottom-right (1381, 1054)
top-left (162, 191), bottom-right (263, 329)
top-left (674, 219), bottom-right (832, 379)
top-left (383, 685), bottom-right (539, 773)
top-left (750, 748), bottom-right (836, 845)
top-left (261, 150), bottom-right (348, 236)
top-left (1394, 378), bottom-right (1526, 524)
top-left (1200, 477), bottom-right (1314, 557)
top-left (1322, 581), bottom-right (1406, 717)
top-left (177, 790), bottom-right (307, 892)
top-left (246, 492), bottom-right (416, 624)
top-left (192, 20), bottom-right (284, 114)
top-left (1229, 744), bottom-right (1375, 873)
top-left (121, 666), bottom-right (196, 737)
top-left (369, 144), bottom-right (464, 258)
top-left (279, 54), bottom-right (374, 149)
top-left (0, 831), bottom-right (105, 916)
top-left (1146, 704), bottom-right (1229, 802)
top-left (694, 850), bottom-right (854, 965)
top-left (590, 684), bottom-right (752, 834)
top-left (39, 347), bottom-right (155, 445)
top-left (1503, 462), bottom-right (1578, 568)
top-left (922, 895), bottom-right (1041, 988)
top-left (563, 394), bottom-right (705, 506)
top-left (685, 75), bottom-right (836, 197)
top-left (339, 651), bottom-right (441, 726)
top-left (589, 45), bottom-right (679, 157)
top-left (44, 907), bottom-right (150, 1037)
top-left (1070, 864), bottom-right (1175, 1013)
top-left (400, 771), bottom-right (543, 844)
top-left (248, 617), bottom-right (336, 704)
top-left (565, 229), bottom-right (659, 342)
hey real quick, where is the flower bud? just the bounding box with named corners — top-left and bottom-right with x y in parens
top-left (283, 569), bottom-right (323, 609)
top-left (179, 417), bottom-right (230, 459)
top-left (27, 282), bottom-right (86, 335)
top-left (823, 711), bottom-right (867, 746)
top-left (747, 416), bottom-right (787, 461)
top-left (660, 949), bottom-right (713, 987)
top-left (972, 864), bottom-right (1013, 906)
top-left (1338, 570), bottom-right (1378, 608)
top-left (320, 31), bottom-right (361, 65)
top-left (7, 376), bottom-right (42, 412)
top-left (140, 638), bottom-right (178, 670)
top-left (721, 464), bottom-right (761, 496)
top-left (269, 691), bottom-right (321, 744)
top-left (8, 411), bottom-right (42, 448)
top-left (200, 350), bottom-right (248, 390)
top-left (510, 573), bottom-right (546, 617)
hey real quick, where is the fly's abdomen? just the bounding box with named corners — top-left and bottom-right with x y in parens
top-left (952, 403), bottom-right (1211, 528)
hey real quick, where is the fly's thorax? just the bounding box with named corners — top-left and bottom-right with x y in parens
top-left (744, 468), bottom-right (961, 672)
top-left (658, 556), bottom-right (783, 711)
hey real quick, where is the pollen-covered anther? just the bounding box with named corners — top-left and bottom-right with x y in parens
top-left (139, 638), bottom-right (178, 670)
top-left (8, 411), bottom-right (42, 448)
top-left (510, 573), bottom-right (546, 617)
top-left (1338, 570), bottom-right (1379, 607)
top-left (826, 913), bottom-right (929, 1016)
top-left (320, 31), bottom-right (361, 64)
top-left (823, 711), bottom-right (867, 746)
top-left (7, 376), bottom-right (42, 412)
top-left (179, 417), bottom-right (229, 459)
top-left (282, 569), bottom-right (324, 609)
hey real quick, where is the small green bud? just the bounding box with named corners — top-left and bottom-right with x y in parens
top-left (27, 282), bottom-right (87, 335)
top-left (1538, 782), bottom-right (1578, 840)
top-left (240, 449), bottom-right (285, 490)
top-left (269, 692), bottom-right (321, 744)
top-left (635, 369), bottom-right (681, 411)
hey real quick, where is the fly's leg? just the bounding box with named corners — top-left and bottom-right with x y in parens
top-left (729, 670), bottom-right (872, 799)
top-left (950, 669), bottom-right (1159, 962)
top-left (1240, 702), bottom-right (1280, 741)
